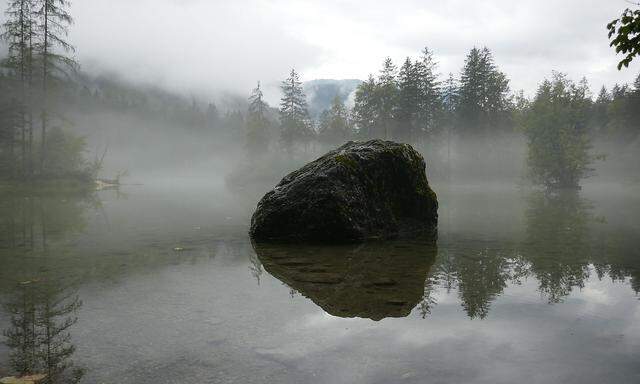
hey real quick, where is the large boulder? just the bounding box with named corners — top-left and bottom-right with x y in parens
top-left (250, 140), bottom-right (438, 242)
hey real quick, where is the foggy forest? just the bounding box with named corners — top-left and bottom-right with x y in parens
top-left (0, 1), bottom-right (639, 384)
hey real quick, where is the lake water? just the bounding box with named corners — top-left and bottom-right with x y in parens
top-left (0, 179), bottom-right (639, 384)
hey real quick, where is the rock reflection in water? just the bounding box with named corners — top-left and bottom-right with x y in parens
top-left (252, 238), bottom-right (437, 321)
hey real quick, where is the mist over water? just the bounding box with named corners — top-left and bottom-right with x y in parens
top-left (1, 1), bottom-right (640, 383)
top-left (1, 177), bottom-right (639, 383)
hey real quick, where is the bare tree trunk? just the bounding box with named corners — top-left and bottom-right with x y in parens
top-left (40, 3), bottom-right (49, 175)
top-left (20, 1), bottom-right (27, 180)
top-left (28, 13), bottom-right (34, 180)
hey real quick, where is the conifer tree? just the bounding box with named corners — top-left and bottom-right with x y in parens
top-left (442, 73), bottom-right (459, 124)
top-left (606, 83), bottom-right (634, 138)
top-left (246, 81), bottom-right (271, 158)
top-left (35, 283), bottom-right (84, 384)
top-left (33, 0), bottom-right (77, 173)
top-left (441, 73), bottom-right (458, 176)
top-left (279, 68), bottom-right (311, 152)
top-left (457, 47), bottom-right (484, 133)
top-left (457, 47), bottom-right (510, 136)
top-left (318, 95), bottom-right (351, 145)
top-left (416, 47), bottom-right (441, 141)
top-left (396, 57), bottom-right (420, 142)
top-left (377, 57), bottom-right (397, 139)
top-left (3, 281), bottom-right (84, 383)
top-left (353, 74), bottom-right (379, 139)
top-left (629, 73), bottom-right (640, 134)
top-left (3, 283), bottom-right (38, 376)
top-left (591, 86), bottom-right (611, 134)
top-left (2, 0), bottom-right (36, 179)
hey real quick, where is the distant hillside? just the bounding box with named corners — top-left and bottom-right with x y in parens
top-left (303, 79), bottom-right (362, 118)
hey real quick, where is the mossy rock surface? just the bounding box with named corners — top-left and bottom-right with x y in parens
top-left (250, 140), bottom-right (438, 242)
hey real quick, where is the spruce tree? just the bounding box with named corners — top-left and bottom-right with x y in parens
top-left (2, 0), bottom-right (36, 179)
top-left (377, 57), bottom-right (397, 139)
top-left (457, 47), bottom-right (510, 136)
top-left (33, 0), bottom-right (77, 173)
top-left (457, 47), bottom-right (484, 134)
top-left (442, 73), bottom-right (459, 125)
top-left (591, 86), bottom-right (610, 134)
top-left (3, 283), bottom-right (38, 376)
top-left (246, 81), bottom-right (271, 158)
top-left (3, 281), bottom-right (84, 383)
top-left (353, 74), bottom-right (379, 139)
top-left (279, 68), bottom-right (310, 153)
top-left (318, 95), bottom-right (351, 145)
top-left (630, 73), bottom-right (640, 136)
top-left (416, 47), bottom-right (441, 141)
top-left (441, 73), bottom-right (458, 177)
top-left (396, 57), bottom-right (420, 142)
top-left (36, 283), bottom-right (84, 384)
top-left (607, 83), bottom-right (633, 138)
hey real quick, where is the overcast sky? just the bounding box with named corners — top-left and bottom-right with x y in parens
top-left (3, 0), bottom-right (639, 101)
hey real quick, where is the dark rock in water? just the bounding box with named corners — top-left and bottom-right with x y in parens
top-left (252, 238), bottom-right (437, 320)
top-left (250, 140), bottom-right (438, 242)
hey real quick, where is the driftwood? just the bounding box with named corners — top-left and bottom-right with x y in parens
top-left (95, 170), bottom-right (128, 191)
top-left (95, 178), bottom-right (120, 190)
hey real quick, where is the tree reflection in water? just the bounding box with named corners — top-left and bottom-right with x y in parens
top-left (1, 191), bottom-right (90, 383)
top-left (3, 280), bottom-right (84, 384)
top-left (254, 189), bottom-right (640, 320)
top-left (430, 189), bottom-right (639, 318)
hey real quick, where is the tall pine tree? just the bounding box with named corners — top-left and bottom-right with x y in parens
top-left (457, 47), bottom-right (510, 137)
top-left (1, 0), bottom-right (36, 179)
top-left (33, 0), bottom-right (77, 173)
top-left (246, 81), bottom-right (271, 159)
top-left (416, 47), bottom-right (441, 141)
top-left (318, 95), bottom-right (351, 145)
top-left (377, 57), bottom-right (397, 139)
top-left (279, 68), bottom-right (311, 153)
top-left (353, 74), bottom-right (379, 139)
top-left (441, 73), bottom-right (458, 177)
top-left (396, 57), bottom-right (420, 142)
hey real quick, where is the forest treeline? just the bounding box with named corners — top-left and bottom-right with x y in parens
top-left (0, 0), bottom-right (91, 183)
top-left (2, 1), bottom-right (639, 188)
top-left (0, 0), bottom-right (244, 184)
top-left (245, 47), bottom-right (640, 188)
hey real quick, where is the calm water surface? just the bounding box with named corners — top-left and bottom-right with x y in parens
top-left (0, 179), bottom-right (639, 384)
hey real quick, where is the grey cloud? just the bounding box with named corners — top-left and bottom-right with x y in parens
top-left (1, 0), bottom-right (638, 99)
top-left (69, 0), bottom-right (323, 99)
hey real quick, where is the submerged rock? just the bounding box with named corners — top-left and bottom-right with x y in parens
top-left (250, 140), bottom-right (438, 242)
top-left (252, 238), bottom-right (437, 320)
